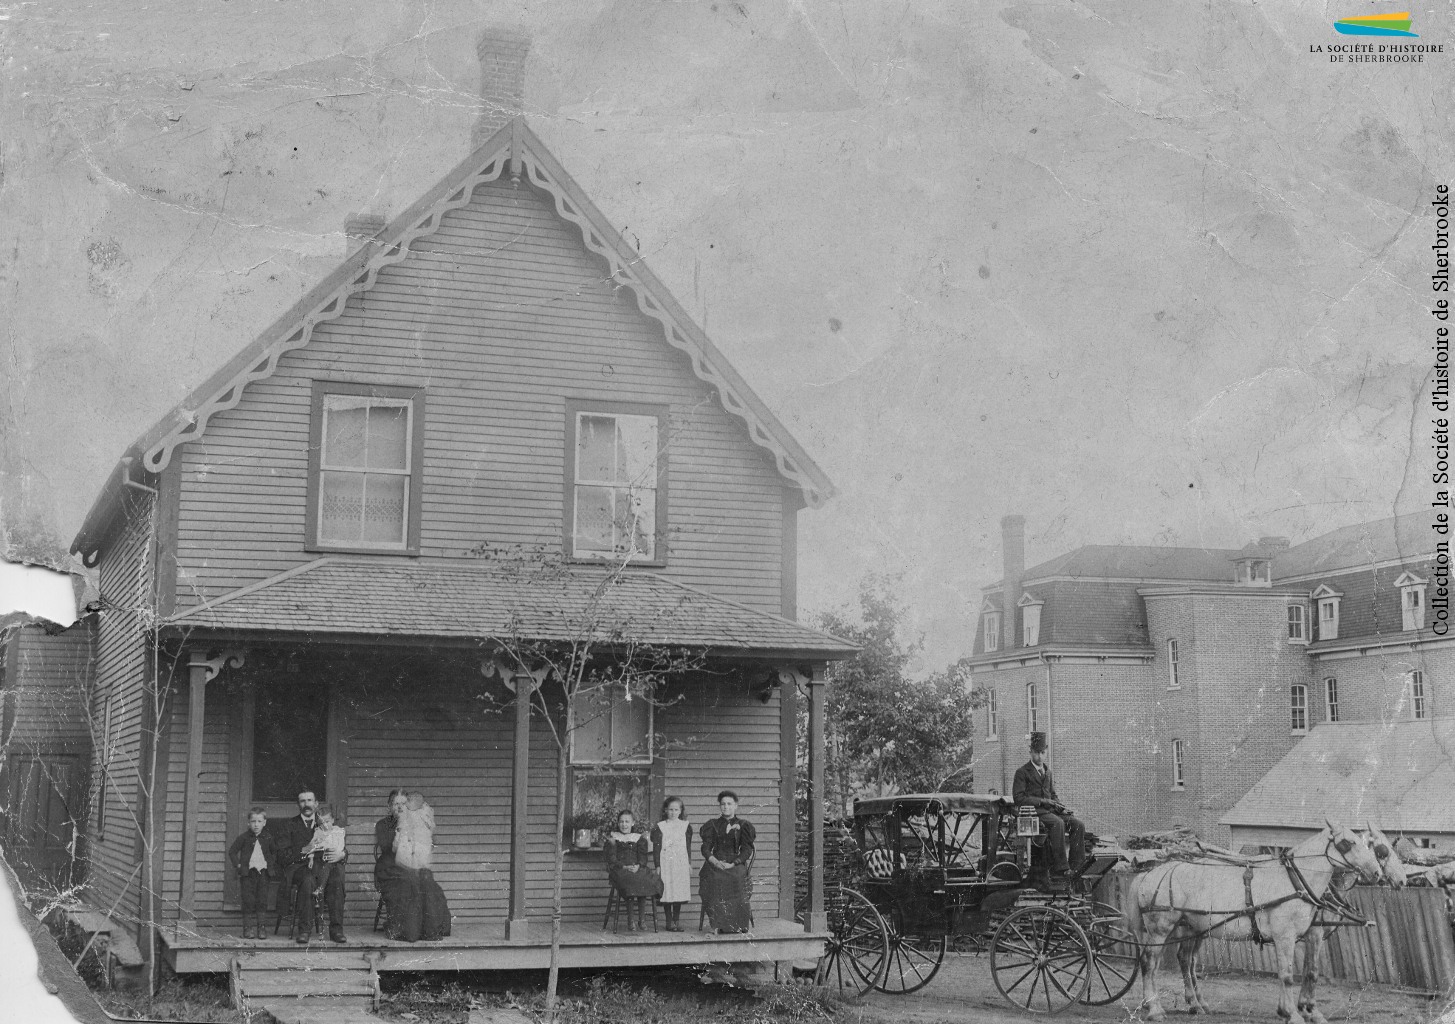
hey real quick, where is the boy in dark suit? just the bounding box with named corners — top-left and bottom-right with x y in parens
top-left (1012, 732), bottom-right (1086, 883)
top-left (228, 807), bottom-right (278, 938)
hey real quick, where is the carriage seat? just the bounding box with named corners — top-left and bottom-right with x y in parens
top-left (864, 848), bottom-right (906, 880)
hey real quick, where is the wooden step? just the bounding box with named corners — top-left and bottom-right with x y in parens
top-left (251, 995), bottom-right (376, 1024)
top-left (230, 954), bottom-right (380, 1010)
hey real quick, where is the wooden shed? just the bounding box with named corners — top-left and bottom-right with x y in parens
top-left (68, 116), bottom-right (850, 988)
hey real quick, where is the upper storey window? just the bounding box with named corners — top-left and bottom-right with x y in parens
top-left (307, 382), bottom-right (424, 554)
top-left (1019, 593), bottom-right (1043, 647)
top-left (982, 611), bottom-right (1002, 653)
top-left (1396, 572), bottom-right (1428, 631)
top-left (1312, 584), bottom-right (1343, 641)
top-left (567, 404), bottom-right (667, 564)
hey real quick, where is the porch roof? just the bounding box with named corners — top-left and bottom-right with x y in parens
top-left (162, 557), bottom-right (857, 658)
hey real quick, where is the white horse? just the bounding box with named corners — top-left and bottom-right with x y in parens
top-left (1125, 822), bottom-right (1382, 1023)
top-left (1289, 824), bottom-right (1408, 1020)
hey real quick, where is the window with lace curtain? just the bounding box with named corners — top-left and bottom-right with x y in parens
top-left (306, 382), bottom-right (425, 554)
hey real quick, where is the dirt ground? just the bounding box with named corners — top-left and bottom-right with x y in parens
top-left (833, 952), bottom-right (1451, 1024)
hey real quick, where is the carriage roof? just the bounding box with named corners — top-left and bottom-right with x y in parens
top-left (850, 792), bottom-right (1016, 817)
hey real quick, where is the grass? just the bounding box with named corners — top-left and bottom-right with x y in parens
top-left (373, 975), bottom-right (843, 1024)
top-left (97, 976), bottom-right (280, 1023)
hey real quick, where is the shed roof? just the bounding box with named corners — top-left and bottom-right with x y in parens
top-left (163, 558), bottom-right (857, 657)
top-left (1220, 717), bottom-right (1455, 834)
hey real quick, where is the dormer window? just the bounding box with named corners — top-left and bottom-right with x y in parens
top-left (982, 611), bottom-right (1002, 653)
top-left (1396, 572), bottom-right (1428, 631)
top-left (1018, 593), bottom-right (1044, 647)
top-left (1311, 584), bottom-right (1343, 641)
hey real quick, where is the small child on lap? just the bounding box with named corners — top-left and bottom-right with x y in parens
top-left (299, 804), bottom-right (347, 897)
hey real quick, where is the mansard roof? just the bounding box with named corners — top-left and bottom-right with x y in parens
top-left (71, 118), bottom-right (834, 560)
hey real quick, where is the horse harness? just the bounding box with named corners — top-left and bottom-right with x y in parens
top-left (1145, 835), bottom-right (1367, 947)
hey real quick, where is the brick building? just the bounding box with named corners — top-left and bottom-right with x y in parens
top-left (969, 511), bottom-right (1448, 847)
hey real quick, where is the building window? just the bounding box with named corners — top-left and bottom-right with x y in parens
top-left (986, 688), bottom-right (998, 740)
top-left (567, 406), bottom-right (665, 563)
top-left (1312, 586), bottom-right (1343, 641)
top-left (1021, 603), bottom-right (1042, 647)
top-left (1167, 639), bottom-right (1180, 689)
top-left (568, 683), bottom-right (654, 847)
top-left (1026, 682), bottom-right (1039, 734)
top-left (306, 382), bottom-right (425, 553)
top-left (1287, 604), bottom-right (1307, 642)
top-left (1171, 739), bottom-right (1185, 790)
top-left (1398, 574), bottom-right (1428, 631)
top-left (1409, 670), bottom-right (1428, 719)
top-left (1324, 677), bottom-right (1339, 722)
top-left (983, 612), bottom-right (1001, 653)
top-left (1291, 684), bottom-right (1308, 734)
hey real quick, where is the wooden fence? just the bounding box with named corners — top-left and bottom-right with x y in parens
top-left (1095, 874), bottom-right (1455, 996)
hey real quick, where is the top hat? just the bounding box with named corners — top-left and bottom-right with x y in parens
top-left (1029, 731), bottom-right (1048, 752)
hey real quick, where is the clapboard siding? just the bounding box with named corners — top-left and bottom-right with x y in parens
top-left (3, 621), bottom-right (95, 749)
top-left (88, 498), bottom-right (155, 931)
top-left (171, 661), bottom-right (790, 929)
top-left (172, 175), bottom-right (785, 613)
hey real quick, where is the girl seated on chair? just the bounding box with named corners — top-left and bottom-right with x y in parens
top-left (604, 809), bottom-right (662, 931)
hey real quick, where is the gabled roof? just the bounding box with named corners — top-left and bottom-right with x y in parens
top-left (161, 557), bottom-right (857, 658)
top-left (1221, 718), bottom-right (1455, 834)
top-left (71, 118), bottom-right (834, 558)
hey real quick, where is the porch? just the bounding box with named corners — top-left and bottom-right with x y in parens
top-left (160, 917), bottom-right (827, 973)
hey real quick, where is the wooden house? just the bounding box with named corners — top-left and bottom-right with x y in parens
top-left (66, 109), bottom-right (850, 996)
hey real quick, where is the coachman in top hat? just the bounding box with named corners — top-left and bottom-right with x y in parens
top-left (1012, 732), bottom-right (1086, 884)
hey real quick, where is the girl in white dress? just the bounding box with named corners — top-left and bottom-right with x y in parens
top-left (650, 796), bottom-right (693, 931)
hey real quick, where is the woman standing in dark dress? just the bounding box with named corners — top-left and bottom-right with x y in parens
top-left (699, 790), bottom-right (755, 933)
top-left (374, 789), bottom-right (452, 941)
top-left (604, 810), bottom-right (662, 931)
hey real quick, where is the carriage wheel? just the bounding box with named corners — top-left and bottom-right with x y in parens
top-left (1082, 916), bottom-right (1140, 1005)
top-left (873, 907), bottom-right (948, 995)
top-left (812, 888), bottom-right (890, 998)
top-left (990, 905), bottom-right (1092, 1013)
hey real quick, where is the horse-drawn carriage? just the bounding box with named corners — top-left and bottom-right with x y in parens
top-left (814, 792), bottom-right (1140, 1013)
top-left (812, 792), bottom-right (1395, 1021)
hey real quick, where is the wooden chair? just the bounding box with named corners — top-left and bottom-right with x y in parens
top-left (372, 894), bottom-right (388, 934)
top-left (603, 885), bottom-right (659, 933)
top-left (697, 851), bottom-right (755, 932)
top-left (273, 868), bottom-right (324, 938)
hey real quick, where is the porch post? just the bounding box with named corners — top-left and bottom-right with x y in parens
top-left (806, 663), bottom-right (827, 932)
top-left (508, 674), bottom-right (535, 941)
top-left (180, 649), bottom-right (244, 924)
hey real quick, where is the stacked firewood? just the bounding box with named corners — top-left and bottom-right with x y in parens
top-left (794, 819), bottom-right (860, 918)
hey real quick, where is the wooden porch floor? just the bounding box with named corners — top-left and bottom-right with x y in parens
top-left (161, 918), bottom-right (826, 973)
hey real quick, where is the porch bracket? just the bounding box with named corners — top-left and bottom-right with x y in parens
top-left (806, 664), bottom-right (827, 933)
top-left (180, 648), bottom-right (245, 923)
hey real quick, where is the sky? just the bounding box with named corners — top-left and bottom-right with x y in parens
top-left (1, 0), bottom-right (1451, 671)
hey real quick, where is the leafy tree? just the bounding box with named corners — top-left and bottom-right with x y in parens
top-left (810, 576), bottom-right (980, 815)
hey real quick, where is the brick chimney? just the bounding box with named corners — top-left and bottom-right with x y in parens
top-left (1002, 515), bottom-right (1026, 650)
top-left (472, 29), bottom-right (532, 150)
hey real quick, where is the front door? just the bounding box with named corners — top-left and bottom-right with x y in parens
top-left (226, 673), bottom-right (347, 907)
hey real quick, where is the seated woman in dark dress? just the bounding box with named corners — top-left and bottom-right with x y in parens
top-left (699, 790), bottom-right (755, 933)
top-left (373, 788), bottom-right (452, 942)
top-left (604, 809), bottom-right (662, 931)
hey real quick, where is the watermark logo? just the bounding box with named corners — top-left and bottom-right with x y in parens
top-left (1335, 12), bottom-right (1417, 37)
